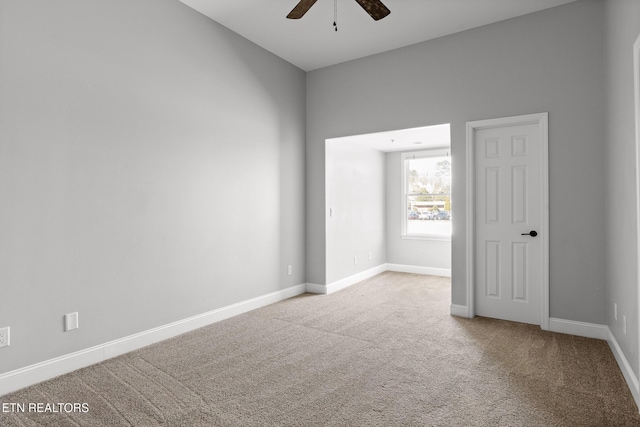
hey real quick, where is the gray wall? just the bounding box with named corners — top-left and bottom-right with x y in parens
top-left (325, 141), bottom-right (386, 283)
top-left (385, 152), bottom-right (452, 270)
top-left (604, 0), bottom-right (640, 379)
top-left (306, 0), bottom-right (607, 325)
top-left (0, 0), bottom-right (306, 374)
top-left (2, 0), bottom-right (628, 386)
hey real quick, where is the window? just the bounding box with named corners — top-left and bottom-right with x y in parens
top-left (402, 149), bottom-right (451, 239)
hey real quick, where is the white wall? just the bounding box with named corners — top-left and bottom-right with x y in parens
top-left (306, 0), bottom-right (607, 324)
top-left (325, 141), bottom-right (386, 283)
top-left (325, 140), bottom-right (450, 283)
top-left (0, 0), bottom-right (306, 374)
top-left (604, 0), bottom-right (640, 379)
top-left (385, 152), bottom-right (451, 270)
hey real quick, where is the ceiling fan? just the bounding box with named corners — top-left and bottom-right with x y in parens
top-left (287, 0), bottom-right (391, 21)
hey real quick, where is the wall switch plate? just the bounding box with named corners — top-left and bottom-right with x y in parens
top-left (65, 312), bottom-right (79, 332)
top-left (0, 327), bottom-right (9, 348)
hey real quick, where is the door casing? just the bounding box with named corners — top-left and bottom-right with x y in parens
top-left (465, 112), bottom-right (550, 330)
top-left (633, 32), bottom-right (640, 372)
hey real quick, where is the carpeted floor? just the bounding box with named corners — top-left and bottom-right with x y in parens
top-left (1, 272), bottom-right (639, 426)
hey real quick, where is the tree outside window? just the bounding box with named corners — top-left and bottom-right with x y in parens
top-left (403, 150), bottom-right (451, 238)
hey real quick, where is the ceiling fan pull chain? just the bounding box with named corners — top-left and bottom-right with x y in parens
top-left (333, 0), bottom-right (338, 31)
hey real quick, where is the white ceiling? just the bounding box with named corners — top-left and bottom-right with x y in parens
top-left (329, 123), bottom-right (451, 153)
top-left (178, 0), bottom-right (578, 71)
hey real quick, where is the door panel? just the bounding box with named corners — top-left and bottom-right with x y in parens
top-left (475, 123), bottom-right (541, 325)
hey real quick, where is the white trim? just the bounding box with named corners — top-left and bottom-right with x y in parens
top-left (305, 283), bottom-right (329, 294)
top-left (607, 326), bottom-right (640, 410)
top-left (307, 264), bottom-right (388, 295)
top-left (306, 263), bottom-right (451, 295)
top-left (4, 278), bottom-right (639, 413)
top-left (0, 283), bottom-right (307, 397)
top-left (633, 31), bottom-right (640, 410)
top-left (317, 267), bottom-right (640, 410)
top-left (548, 318), bottom-right (609, 340)
top-left (548, 320), bottom-right (640, 409)
top-left (450, 304), bottom-right (471, 318)
top-left (386, 263), bottom-right (451, 277)
top-left (465, 113), bottom-right (550, 330)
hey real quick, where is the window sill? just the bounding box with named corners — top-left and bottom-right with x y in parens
top-left (401, 234), bottom-right (451, 242)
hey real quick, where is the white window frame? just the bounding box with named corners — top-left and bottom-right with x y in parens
top-left (401, 148), bottom-right (451, 241)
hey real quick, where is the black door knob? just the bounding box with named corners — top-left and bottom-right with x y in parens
top-left (521, 230), bottom-right (538, 237)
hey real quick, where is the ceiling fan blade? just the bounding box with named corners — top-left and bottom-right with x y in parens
top-left (287, 0), bottom-right (319, 19)
top-left (354, 0), bottom-right (390, 21)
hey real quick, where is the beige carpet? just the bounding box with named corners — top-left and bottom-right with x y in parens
top-left (1, 272), bottom-right (639, 426)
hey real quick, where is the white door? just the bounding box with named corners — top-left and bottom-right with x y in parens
top-left (472, 115), bottom-right (548, 325)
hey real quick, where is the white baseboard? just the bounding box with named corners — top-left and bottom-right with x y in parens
top-left (305, 283), bottom-right (328, 294)
top-left (606, 327), bottom-right (640, 410)
top-left (386, 263), bottom-right (451, 277)
top-left (306, 264), bottom-right (388, 295)
top-left (450, 304), bottom-right (471, 318)
top-left (449, 314), bottom-right (638, 409)
top-left (0, 283), bottom-right (307, 397)
top-left (548, 317), bottom-right (609, 340)
top-left (5, 280), bottom-right (639, 414)
top-left (547, 319), bottom-right (640, 410)
top-left (305, 263), bottom-right (451, 295)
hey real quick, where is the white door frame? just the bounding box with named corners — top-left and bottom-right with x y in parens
top-left (465, 112), bottom-right (550, 330)
top-left (633, 32), bottom-right (640, 376)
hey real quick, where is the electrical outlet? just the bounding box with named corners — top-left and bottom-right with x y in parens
top-left (623, 315), bottom-right (627, 335)
top-left (614, 303), bottom-right (618, 321)
top-left (368, 251), bottom-right (373, 261)
top-left (287, 265), bottom-right (293, 276)
top-left (0, 327), bottom-right (10, 348)
top-left (354, 256), bottom-right (358, 265)
top-left (65, 312), bottom-right (79, 332)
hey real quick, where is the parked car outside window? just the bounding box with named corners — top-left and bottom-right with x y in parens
top-left (434, 211), bottom-right (450, 220)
